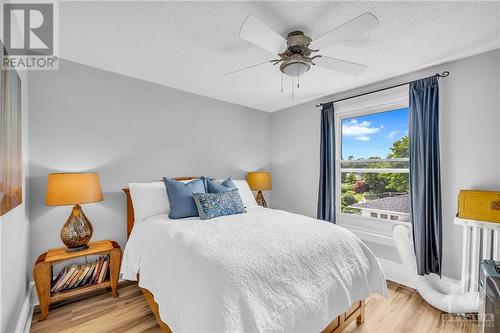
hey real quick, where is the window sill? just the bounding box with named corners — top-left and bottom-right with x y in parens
top-left (336, 213), bottom-right (411, 247)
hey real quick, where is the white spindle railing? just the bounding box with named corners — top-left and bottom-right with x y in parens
top-left (455, 217), bottom-right (500, 292)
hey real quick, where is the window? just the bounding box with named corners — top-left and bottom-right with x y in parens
top-left (337, 106), bottom-right (411, 226)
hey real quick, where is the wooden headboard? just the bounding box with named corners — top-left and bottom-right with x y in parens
top-left (122, 177), bottom-right (197, 239)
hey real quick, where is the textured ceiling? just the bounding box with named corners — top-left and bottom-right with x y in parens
top-left (58, 1), bottom-right (500, 112)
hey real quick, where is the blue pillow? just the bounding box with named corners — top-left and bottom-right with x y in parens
top-left (206, 177), bottom-right (237, 193)
top-left (163, 177), bottom-right (206, 219)
top-left (192, 190), bottom-right (246, 220)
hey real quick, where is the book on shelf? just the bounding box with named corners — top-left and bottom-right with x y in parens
top-left (53, 265), bottom-right (77, 293)
top-left (95, 255), bottom-right (110, 284)
top-left (98, 258), bottom-right (109, 284)
top-left (65, 265), bottom-right (80, 290)
top-left (93, 257), bottom-right (104, 284)
top-left (51, 256), bottom-right (111, 293)
top-left (77, 263), bottom-right (92, 287)
top-left (51, 266), bottom-right (69, 293)
top-left (73, 265), bottom-right (89, 289)
top-left (56, 265), bottom-right (76, 291)
top-left (77, 262), bottom-right (94, 288)
top-left (62, 265), bottom-right (81, 290)
top-left (81, 261), bottom-right (96, 287)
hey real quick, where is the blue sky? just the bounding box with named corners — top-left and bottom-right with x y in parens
top-left (342, 107), bottom-right (408, 159)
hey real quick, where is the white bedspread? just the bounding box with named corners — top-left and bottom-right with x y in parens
top-left (122, 207), bottom-right (387, 333)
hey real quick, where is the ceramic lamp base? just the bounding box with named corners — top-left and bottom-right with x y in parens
top-left (255, 191), bottom-right (267, 208)
top-left (61, 204), bottom-right (93, 251)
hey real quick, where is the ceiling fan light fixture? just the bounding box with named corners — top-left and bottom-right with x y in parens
top-left (280, 60), bottom-right (310, 77)
top-left (230, 12), bottom-right (378, 96)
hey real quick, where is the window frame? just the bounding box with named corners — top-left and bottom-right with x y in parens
top-left (334, 86), bottom-right (411, 245)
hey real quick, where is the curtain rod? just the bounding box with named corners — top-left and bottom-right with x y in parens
top-left (315, 71), bottom-right (450, 108)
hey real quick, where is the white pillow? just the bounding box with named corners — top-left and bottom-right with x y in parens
top-left (128, 182), bottom-right (170, 222)
top-left (228, 179), bottom-right (258, 208)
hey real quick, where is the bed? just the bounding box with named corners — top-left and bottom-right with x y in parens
top-left (121, 178), bottom-right (387, 333)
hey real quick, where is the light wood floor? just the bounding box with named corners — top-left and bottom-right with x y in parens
top-left (30, 281), bottom-right (477, 333)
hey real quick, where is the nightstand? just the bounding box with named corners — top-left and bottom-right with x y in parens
top-left (33, 240), bottom-right (122, 321)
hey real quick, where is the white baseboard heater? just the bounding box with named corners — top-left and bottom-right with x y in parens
top-left (456, 217), bottom-right (500, 293)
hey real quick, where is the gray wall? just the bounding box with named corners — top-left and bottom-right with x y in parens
top-left (270, 49), bottom-right (500, 279)
top-left (29, 60), bottom-right (270, 267)
top-left (0, 70), bottom-right (30, 333)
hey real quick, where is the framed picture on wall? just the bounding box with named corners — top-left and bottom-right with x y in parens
top-left (0, 46), bottom-right (22, 216)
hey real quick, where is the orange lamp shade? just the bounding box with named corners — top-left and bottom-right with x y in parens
top-left (46, 173), bottom-right (103, 206)
top-left (247, 172), bottom-right (272, 191)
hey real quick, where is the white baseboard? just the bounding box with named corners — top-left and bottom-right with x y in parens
top-left (14, 282), bottom-right (35, 333)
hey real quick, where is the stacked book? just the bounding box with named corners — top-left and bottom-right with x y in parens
top-left (51, 256), bottom-right (110, 293)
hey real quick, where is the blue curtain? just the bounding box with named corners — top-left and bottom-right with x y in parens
top-left (317, 102), bottom-right (336, 223)
top-left (409, 76), bottom-right (442, 276)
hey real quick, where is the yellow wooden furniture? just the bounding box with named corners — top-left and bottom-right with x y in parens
top-left (458, 190), bottom-right (500, 223)
top-left (33, 240), bottom-right (122, 321)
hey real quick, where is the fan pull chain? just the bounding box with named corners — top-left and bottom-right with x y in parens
top-left (297, 63), bottom-right (300, 88)
top-left (281, 72), bottom-right (284, 93)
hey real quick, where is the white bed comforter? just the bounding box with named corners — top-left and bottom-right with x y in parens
top-left (122, 207), bottom-right (387, 333)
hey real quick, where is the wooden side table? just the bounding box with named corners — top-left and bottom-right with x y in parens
top-left (33, 240), bottom-right (122, 321)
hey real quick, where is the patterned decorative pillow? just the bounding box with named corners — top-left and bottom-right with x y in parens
top-left (192, 190), bottom-right (246, 220)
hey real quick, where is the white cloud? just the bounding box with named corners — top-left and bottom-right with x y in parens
top-left (342, 118), bottom-right (382, 141)
top-left (388, 130), bottom-right (399, 138)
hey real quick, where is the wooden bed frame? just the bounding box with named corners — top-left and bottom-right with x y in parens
top-left (123, 178), bottom-right (365, 333)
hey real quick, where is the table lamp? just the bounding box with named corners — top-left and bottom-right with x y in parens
top-left (247, 172), bottom-right (272, 208)
top-left (46, 172), bottom-right (103, 252)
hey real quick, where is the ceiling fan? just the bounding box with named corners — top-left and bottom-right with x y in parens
top-left (225, 13), bottom-right (379, 80)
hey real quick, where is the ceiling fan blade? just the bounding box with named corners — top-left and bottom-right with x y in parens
top-left (224, 60), bottom-right (272, 76)
top-left (310, 12), bottom-right (379, 50)
top-left (314, 56), bottom-right (367, 76)
top-left (240, 15), bottom-right (287, 55)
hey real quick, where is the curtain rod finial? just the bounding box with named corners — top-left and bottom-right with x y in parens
top-left (437, 71), bottom-right (449, 78)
